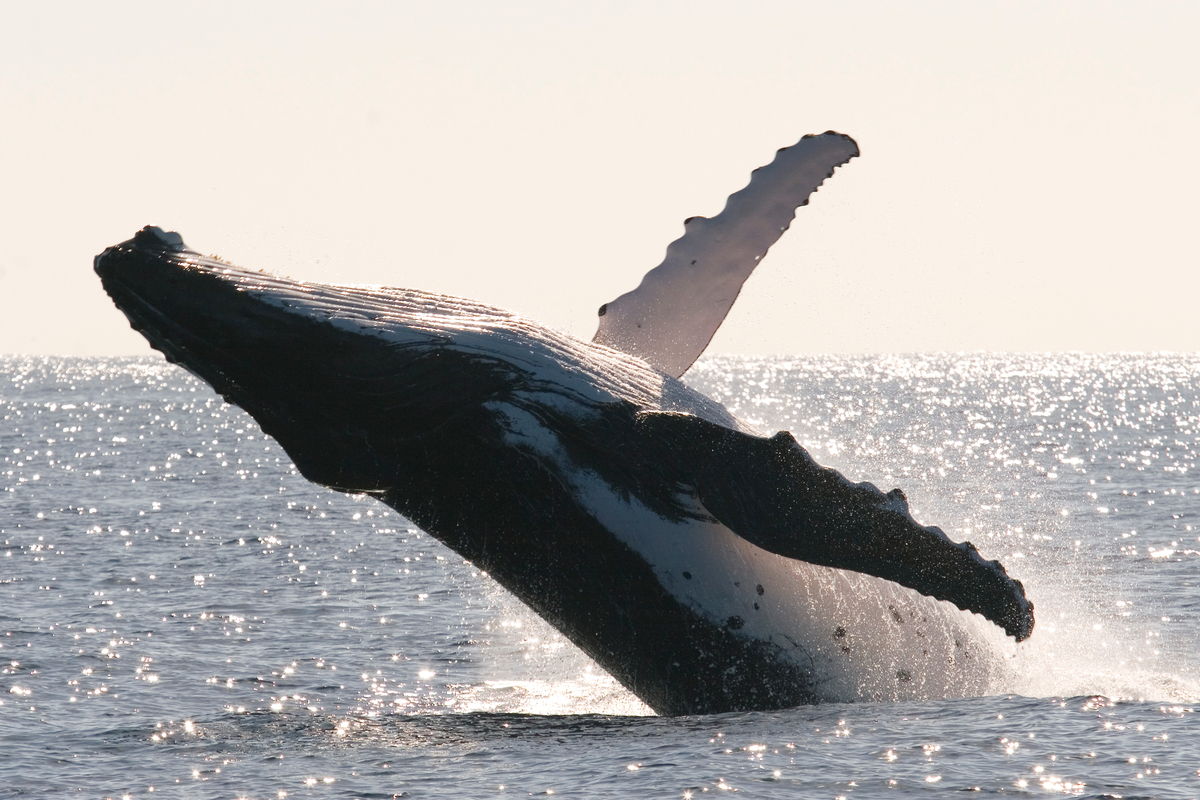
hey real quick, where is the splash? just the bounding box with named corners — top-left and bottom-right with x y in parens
top-left (688, 353), bottom-right (1200, 705)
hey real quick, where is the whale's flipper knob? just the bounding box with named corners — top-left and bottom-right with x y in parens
top-left (134, 226), bottom-right (187, 251)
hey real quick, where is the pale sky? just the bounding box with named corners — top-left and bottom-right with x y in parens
top-left (1, 1), bottom-right (1196, 356)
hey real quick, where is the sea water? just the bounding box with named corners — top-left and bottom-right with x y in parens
top-left (1, 353), bottom-right (1198, 799)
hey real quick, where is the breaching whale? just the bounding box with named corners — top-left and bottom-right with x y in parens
top-left (95, 132), bottom-right (1033, 715)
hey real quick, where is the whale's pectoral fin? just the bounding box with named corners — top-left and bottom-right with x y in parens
top-left (593, 132), bottom-right (859, 379)
top-left (635, 412), bottom-right (1034, 641)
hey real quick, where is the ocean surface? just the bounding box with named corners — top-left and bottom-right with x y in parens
top-left (2, 352), bottom-right (1198, 799)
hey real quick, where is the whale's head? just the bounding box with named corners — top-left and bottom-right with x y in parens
top-left (96, 227), bottom-right (547, 493)
top-left (94, 227), bottom-right (711, 493)
top-left (94, 227), bottom-right (320, 388)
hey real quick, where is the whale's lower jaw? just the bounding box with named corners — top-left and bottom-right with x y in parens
top-left (95, 228), bottom-right (1014, 714)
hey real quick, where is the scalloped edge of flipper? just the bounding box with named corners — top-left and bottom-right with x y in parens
top-left (633, 410), bottom-right (1035, 642)
top-left (594, 132), bottom-right (859, 378)
top-left (692, 130), bottom-right (859, 240)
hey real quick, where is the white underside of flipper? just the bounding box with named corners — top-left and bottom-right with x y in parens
top-left (593, 132), bottom-right (859, 378)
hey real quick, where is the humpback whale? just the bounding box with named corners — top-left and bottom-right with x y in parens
top-left (95, 132), bottom-right (1032, 715)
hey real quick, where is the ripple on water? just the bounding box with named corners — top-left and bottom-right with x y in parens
top-left (3, 354), bottom-right (1200, 798)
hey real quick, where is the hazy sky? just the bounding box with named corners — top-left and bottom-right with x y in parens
top-left (1, 1), bottom-right (1196, 356)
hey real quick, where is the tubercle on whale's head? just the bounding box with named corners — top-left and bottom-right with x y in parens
top-left (93, 226), bottom-right (186, 273)
top-left (140, 226), bottom-right (186, 250)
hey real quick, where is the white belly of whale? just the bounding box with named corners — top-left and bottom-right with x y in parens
top-left (490, 398), bottom-right (1014, 702)
top-left (591, 482), bottom-right (1012, 703)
